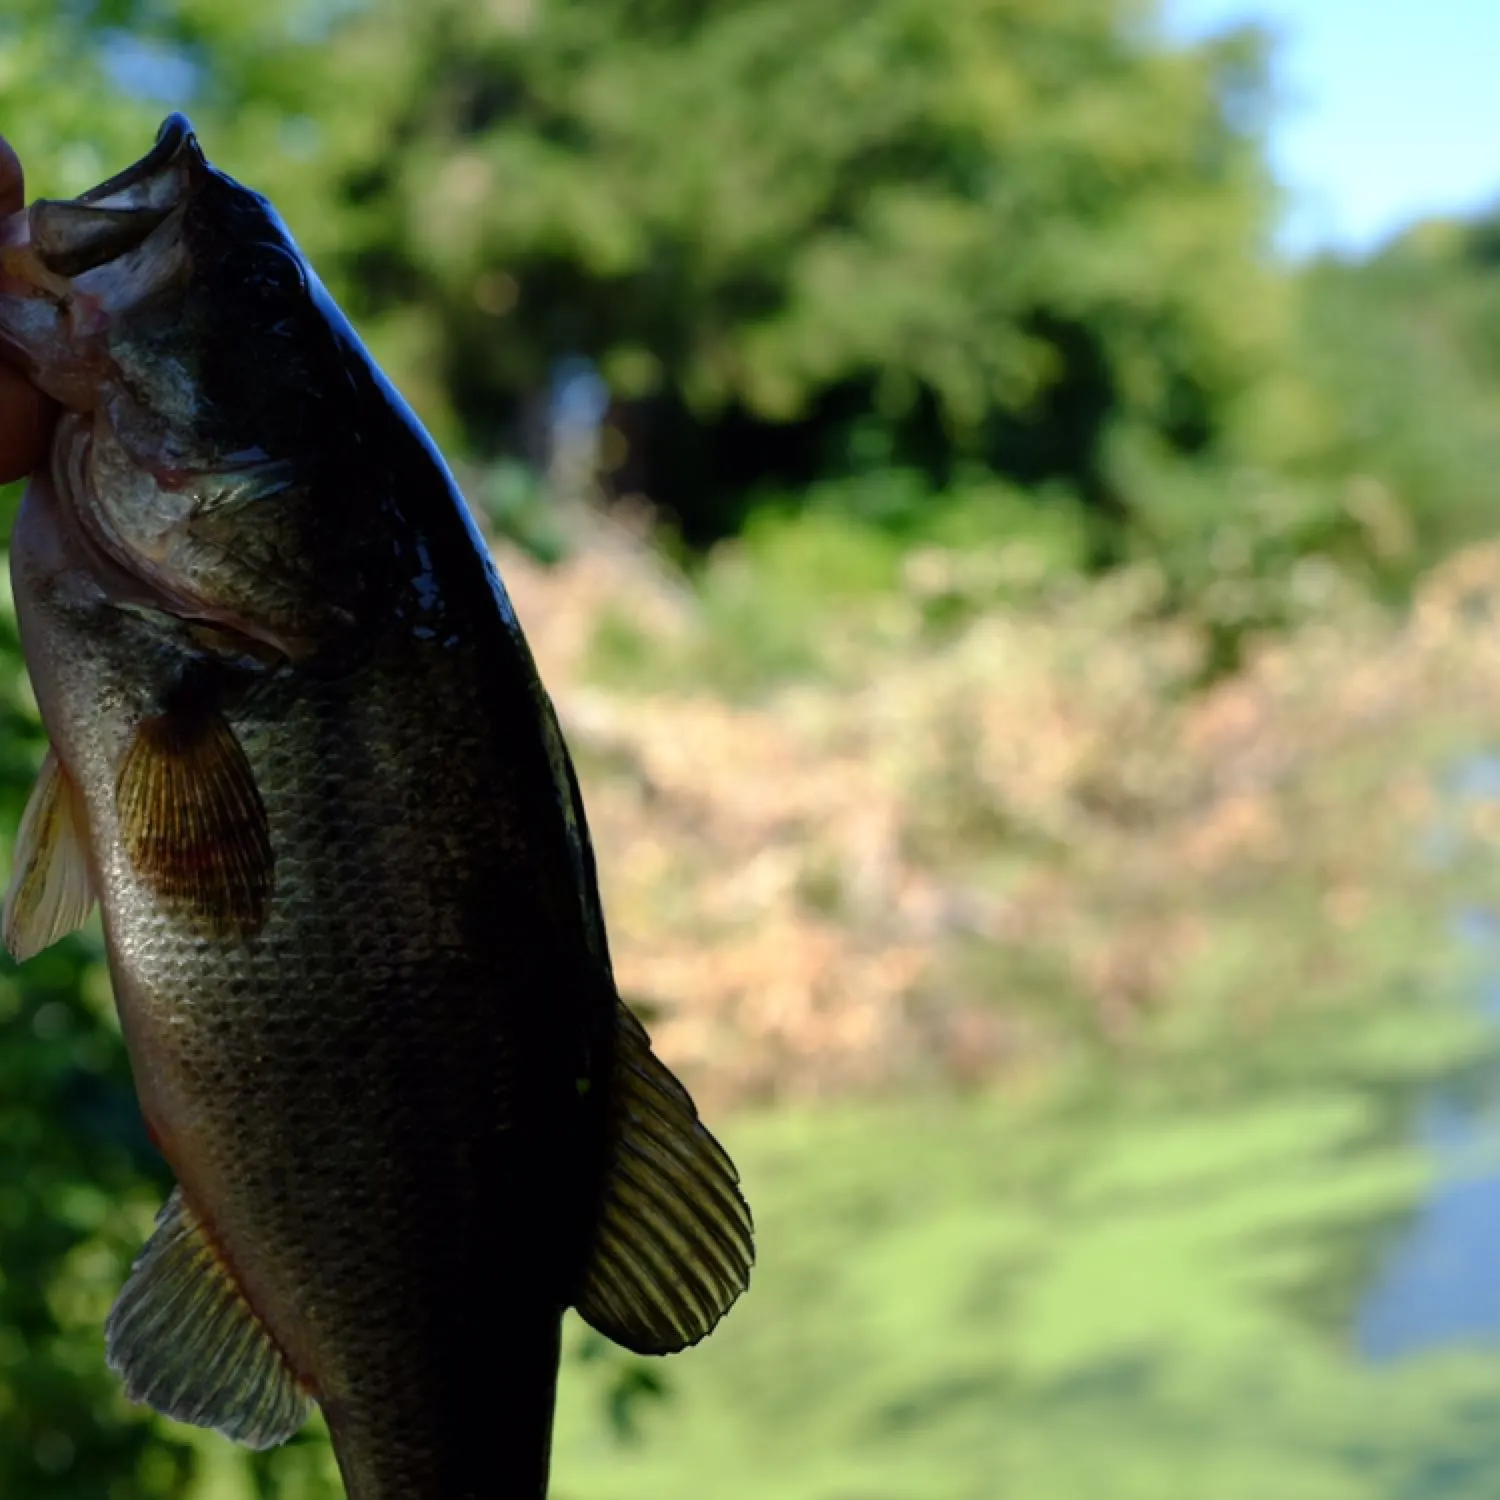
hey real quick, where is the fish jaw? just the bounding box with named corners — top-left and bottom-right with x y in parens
top-left (0, 115), bottom-right (380, 663)
top-left (0, 114), bottom-right (200, 411)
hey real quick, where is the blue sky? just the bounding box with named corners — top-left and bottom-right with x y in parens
top-left (1164, 0), bottom-right (1500, 254)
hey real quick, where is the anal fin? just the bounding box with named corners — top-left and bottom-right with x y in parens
top-left (106, 1186), bottom-right (309, 1450)
top-left (3, 746), bottom-right (96, 962)
top-left (576, 1003), bottom-right (754, 1355)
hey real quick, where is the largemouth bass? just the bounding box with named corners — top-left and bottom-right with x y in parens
top-left (0, 115), bottom-right (751, 1499)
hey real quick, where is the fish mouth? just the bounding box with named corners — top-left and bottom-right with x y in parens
top-left (24, 114), bottom-right (203, 279)
top-left (0, 115), bottom-right (205, 395)
top-left (77, 113), bottom-right (200, 208)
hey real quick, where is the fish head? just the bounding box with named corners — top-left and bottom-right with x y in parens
top-left (0, 115), bottom-right (377, 661)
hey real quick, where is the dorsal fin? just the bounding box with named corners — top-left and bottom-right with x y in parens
top-left (576, 1003), bottom-right (754, 1354)
top-left (106, 1187), bottom-right (310, 1450)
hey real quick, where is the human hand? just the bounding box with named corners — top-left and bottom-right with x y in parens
top-left (0, 134), bottom-right (56, 484)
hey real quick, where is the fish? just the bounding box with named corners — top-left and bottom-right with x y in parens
top-left (0, 114), bottom-right (752, 1499)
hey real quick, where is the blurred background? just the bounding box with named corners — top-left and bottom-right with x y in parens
top-left (3, 0), bottom-right (1500, 1495)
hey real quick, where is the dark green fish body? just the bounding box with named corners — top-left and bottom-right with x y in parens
top-left (0, 117), bottom-right (750, 1499)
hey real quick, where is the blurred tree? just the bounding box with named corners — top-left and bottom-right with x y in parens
top-left (1290, 216), bottom-right (1500, 578)
top-left (132, 0), bottom-right (1288, 546)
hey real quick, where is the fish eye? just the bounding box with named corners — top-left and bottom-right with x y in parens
top-left (224, 241), bottom-right (307, 299)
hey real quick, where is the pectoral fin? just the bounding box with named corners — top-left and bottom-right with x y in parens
top-left (115, 707), bottom-right (273, 938)
top-left (576, 1004), bottom-right (754, 1354)
top-left (2, 747), bottom-right (96, 961)
top-left (106, 1187), bottom-right (309, 1450)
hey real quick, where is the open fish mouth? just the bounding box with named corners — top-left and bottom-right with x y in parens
top-left (76, 112), bottom-right (198, 208)
top-left (0, 114), bottom-right (207, 402)
top-left (26, 113), bottom-right (202, 279)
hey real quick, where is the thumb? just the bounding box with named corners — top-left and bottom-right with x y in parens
top-left (0, 132), bottom-right (56, 484)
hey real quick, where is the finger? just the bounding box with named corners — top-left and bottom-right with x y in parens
top-left (0, 367), bottom-right (51, 483)
top-left (0, 134), bottom-right (54, 480)
top-left (0, 134), bottom-right (23, 218)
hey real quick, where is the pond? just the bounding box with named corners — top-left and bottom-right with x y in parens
top-left (1358, 913), bottom-right (1500, 1365)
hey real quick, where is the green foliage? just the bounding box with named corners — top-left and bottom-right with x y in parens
top-left (0, 3), bottom-right (161, 198)
top-left (588, 476), bottom-right (1099, 692)
top-left (1282, 220), bottom-right (1500, 578)
top-left (297, 0), bottom-right (1273, 401)
top-left (469, 459), bottom-right (572, 563)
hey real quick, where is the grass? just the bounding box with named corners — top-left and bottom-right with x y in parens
top-left (551, 997), bottom-right (1500, 1500)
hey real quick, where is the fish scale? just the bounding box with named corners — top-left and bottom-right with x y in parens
top-left (0, 114), bottom-right (752, 1500)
